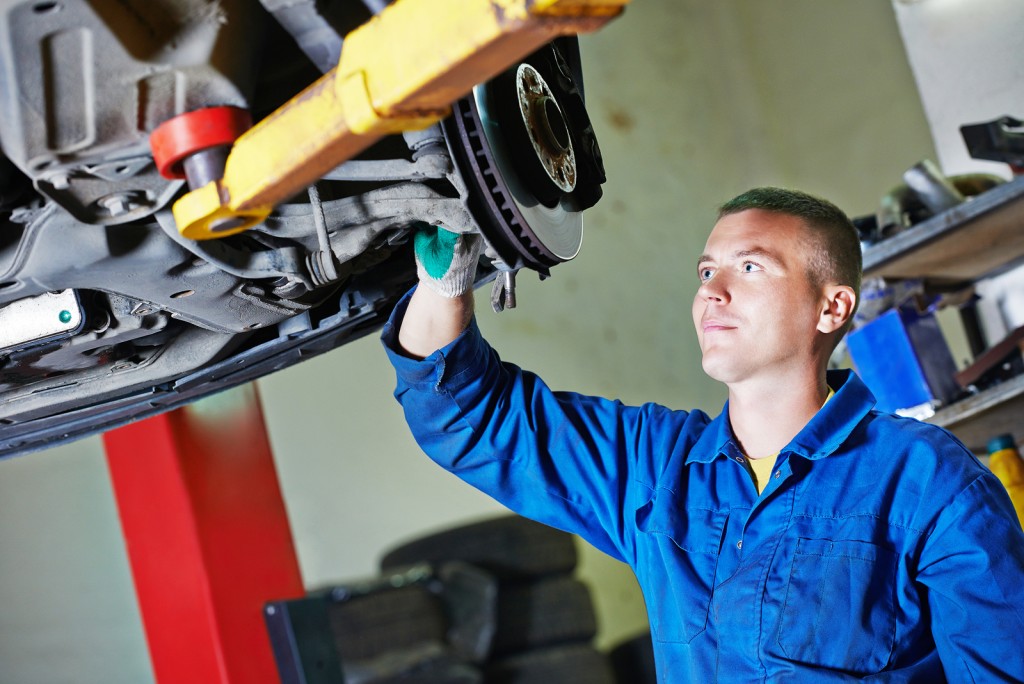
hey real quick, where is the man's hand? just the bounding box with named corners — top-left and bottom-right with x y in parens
top-left (399, 226), bottom-right (480, 359)
top-left (414, 225), bottom-right (481, 299)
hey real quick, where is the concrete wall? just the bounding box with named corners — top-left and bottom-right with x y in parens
top-left (0, 1), bottom-right (935, 682)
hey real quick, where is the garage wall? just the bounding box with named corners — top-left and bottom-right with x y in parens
top-left (0, 2), bottom-right (935, 682)
top-left (893, 0), bottom-right (1024, 179)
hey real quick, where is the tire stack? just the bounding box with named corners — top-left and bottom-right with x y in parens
top-left (315, 515), bottom-right (613, 682)
top-left (379, 515), bottom-right (616, 684)
top-left (325, 570), bottom-right (481, 683)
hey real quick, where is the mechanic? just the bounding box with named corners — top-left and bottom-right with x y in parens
top-left (380, 187), bottom-right (1024, 682)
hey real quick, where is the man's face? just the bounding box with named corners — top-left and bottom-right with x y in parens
top-left (691, 209), bottom-right (827, 386)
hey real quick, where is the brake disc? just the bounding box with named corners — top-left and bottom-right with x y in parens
top-left (444, 39), bottom-right (606, 273)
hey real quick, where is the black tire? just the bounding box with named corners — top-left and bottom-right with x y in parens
top-left (608, 631), bottom-right (657, 684)
top-left (328, 585), bottom-right (446, 662)
top-left (491, 576), bottom-right (597, 656)
top-left (436, 561), bottom-right (500, 664)
top-left (364, 666), bottom-right (482, 684)
top-left (345, 643), bottom-right (483, 684)
top-left (485, 644), bottom-right (616, 684)
top-left (380, 515), bottom-right (577, 580)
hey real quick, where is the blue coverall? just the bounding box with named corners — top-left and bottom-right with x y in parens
top-left (383, 291), bottom-right (1024, 682)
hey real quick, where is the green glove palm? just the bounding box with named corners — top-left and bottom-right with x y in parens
top-left (414, 225), bottom-right (481, 298)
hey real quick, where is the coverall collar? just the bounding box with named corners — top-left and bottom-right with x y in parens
top-left (686, 369), bottom-right (877, 465)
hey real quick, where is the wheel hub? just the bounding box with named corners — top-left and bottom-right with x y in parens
top-left (444, 38), bottom-right (606, 272)
top-left (516, 63), bottom-right (577, 196)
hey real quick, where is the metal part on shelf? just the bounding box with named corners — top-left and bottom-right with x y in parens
top-left (902, 159), bottom-right (964, 216)
top-left (871, 164), bottom-right (1005, 246)
top-left (960, 116), bottom-right (1024, 172)
top-left (863, 175), bottom-right (1024, 283)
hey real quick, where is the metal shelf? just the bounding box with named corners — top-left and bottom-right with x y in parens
top-left (863, 175), bottom-right (1024, 284)
top-left (928, 374), bottom-right (1024, 453)
top-left (861, 175), bottom-right (1024, 451)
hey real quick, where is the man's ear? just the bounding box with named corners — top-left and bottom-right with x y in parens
top-left (817, 285), bottom-right (857, 334)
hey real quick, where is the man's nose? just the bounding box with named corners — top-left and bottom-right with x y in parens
top-left (697, 273), bottom-right (729, 303)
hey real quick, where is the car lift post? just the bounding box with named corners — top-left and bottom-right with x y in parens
top-left (103, 384), bottom-right (302, 683)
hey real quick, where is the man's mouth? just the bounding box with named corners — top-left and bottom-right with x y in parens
top-left (702, 319), bottom-right (736, 333)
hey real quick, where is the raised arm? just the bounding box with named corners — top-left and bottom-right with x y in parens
top-left (385, 226), bottom-right (705, 564)
top-left (397, 225), bottom-right (480, 359)
top-left (398, 285), bottom-right (474, 360)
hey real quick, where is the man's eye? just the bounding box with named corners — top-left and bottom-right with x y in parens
top-left (700, 268), bottom-right (713, 281)
top-left (742, 262), bottom-right (763, 273)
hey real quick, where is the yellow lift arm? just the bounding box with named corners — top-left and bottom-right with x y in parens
top-left (161, 0), bottom-right (630, 240)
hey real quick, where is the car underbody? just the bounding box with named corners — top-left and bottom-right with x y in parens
top-left (0, 0), bottom-right (605, 457)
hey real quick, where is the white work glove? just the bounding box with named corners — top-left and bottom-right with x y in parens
top-left (414, 225), bottom-right (482, 298)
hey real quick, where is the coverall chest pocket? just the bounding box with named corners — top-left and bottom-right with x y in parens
top-left (635, 493), bottom-right (727, 644)
top-left (777, 538), bottom-right (897, 674)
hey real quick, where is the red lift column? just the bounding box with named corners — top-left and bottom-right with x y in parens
top-left (103, 384), bottom-right (303, 683)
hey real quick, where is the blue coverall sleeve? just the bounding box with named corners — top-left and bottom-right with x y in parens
top-left (916, 473), bottom-right (1024, 681)
top-left (382, 293), bottom-right (686, 565)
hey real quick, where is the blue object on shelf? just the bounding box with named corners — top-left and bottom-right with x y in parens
top-left (847, 306), bottom-right (960, 415)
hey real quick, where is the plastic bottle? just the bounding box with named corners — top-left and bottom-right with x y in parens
top-left (987, 434), bottom-right (1024, 527)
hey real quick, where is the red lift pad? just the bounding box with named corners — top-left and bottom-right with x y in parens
top-left (150, 106), bottom-right (252, 180)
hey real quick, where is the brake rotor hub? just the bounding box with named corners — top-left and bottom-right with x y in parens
top-left (516, 64), bottom-right (576, 195)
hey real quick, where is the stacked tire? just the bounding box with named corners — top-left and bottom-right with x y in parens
top-left (317, 516), bottom-right (614, 679)
top-left (269, 515), bottom-right (656, 683)
top-left (379, 515), bottom-right (615, 684)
